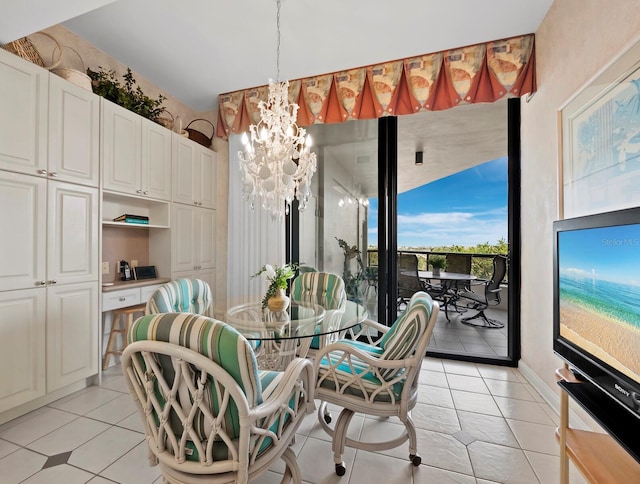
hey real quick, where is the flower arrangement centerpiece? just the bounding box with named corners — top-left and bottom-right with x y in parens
top-left (252, 263), bottom-right (299, 311)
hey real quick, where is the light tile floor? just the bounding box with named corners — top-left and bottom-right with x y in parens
top-left (0, 358), bottom-right (588, 484)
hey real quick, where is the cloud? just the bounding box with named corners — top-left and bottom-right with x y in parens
top-left (396, 209), bottom-right (507, 247)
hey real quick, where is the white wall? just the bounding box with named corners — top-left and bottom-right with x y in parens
top-left (521, 0), bottom-right (640, 423)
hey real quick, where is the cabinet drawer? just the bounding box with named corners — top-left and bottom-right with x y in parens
top-left (102, 288), bottom-right (140, 311)
top-left (140, 283), bottom-right (163, 305)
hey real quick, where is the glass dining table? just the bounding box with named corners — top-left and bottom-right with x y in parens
top-left (226, 299), bottom-right (368, 370)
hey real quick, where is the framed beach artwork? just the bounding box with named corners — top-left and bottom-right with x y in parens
top-left (559, 38), bottom-right (640, 219)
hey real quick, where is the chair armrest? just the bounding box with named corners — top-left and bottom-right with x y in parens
top-left (251, 358), bottom-right (315, 418)
top-left (342, 318), bottom-right (387, 345)
top-left (312, 341), bottom-right (409, 371)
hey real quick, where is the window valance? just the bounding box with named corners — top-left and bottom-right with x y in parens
top-left (216, 34), bottom-right (535, 139)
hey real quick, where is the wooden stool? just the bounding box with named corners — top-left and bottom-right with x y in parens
top-left (102, 303), bottom-right (146, 370)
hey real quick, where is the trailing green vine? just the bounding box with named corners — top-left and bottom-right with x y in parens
top-left (87, 67), bottom-right (166, 122)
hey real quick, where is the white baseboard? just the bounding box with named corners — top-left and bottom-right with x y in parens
top-left (518, 360), bottom-right (591, 431)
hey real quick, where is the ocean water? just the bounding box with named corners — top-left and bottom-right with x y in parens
top-left (560, 275), bottom-right (640, 330)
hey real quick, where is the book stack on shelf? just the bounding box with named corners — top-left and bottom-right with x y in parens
top-left (113, 214), bottom-right (149, 225)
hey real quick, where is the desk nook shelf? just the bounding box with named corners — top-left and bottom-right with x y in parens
top-left (102, 191), bottom-right (170, 228)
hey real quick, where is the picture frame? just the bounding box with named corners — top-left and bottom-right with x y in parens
top-left (559, 38), bottom-right (640, 219)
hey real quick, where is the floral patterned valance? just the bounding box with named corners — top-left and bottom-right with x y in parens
top-left (216, 34), bottom-right (535, 139)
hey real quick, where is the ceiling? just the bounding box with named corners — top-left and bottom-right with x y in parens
top-left (1, 1), bottom-right (552, 192)
top-left (2, 0), bottom-right (553, 112)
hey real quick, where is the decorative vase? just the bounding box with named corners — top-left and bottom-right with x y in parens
top-left (432, 267), bottom-right (441, 276)
top-left (267, 288), bottom-right (290, 312)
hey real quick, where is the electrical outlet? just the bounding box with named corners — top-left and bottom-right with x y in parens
top-left (131, 259), bottom-right (138, 268)
top-left (102, 262), bottom-right (109, 275)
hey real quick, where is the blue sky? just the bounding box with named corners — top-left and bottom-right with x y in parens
top-left (559, 224), bottom-right (640, 286)
top-left (368, 157), bottom-right (508, 248)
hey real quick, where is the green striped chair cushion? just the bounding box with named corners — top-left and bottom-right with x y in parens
top-left (146, 278), bottom-right (212, 315)
top-left (378, 293), bottom-right (434, 379)
top-left (317, 349), bottom-right (404, 402)
top-left (290, 272), bottom-right (346, 349)
top-left (128, 313), bottom-right (263, 444)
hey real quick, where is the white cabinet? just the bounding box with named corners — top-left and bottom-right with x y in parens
top-left (0, 289), bottom-right (46, 413)
top-left (102, 100), bottom-right (172, 200)
top-left (172, 204), bottom-right (216, 273)
top-left (172, 268), bottom-right (215, 299)
top-left (172, 134), bottom-right (216, 209)
top-left (0, 171), bottom-right (99, 412)
top-left (47, 282), bottom-right (99, 392)
top-left (48, 74), bottom-right (100, 187)
top-left (48, 181), bottom-right (100, 285)
top-left (141, 119), bottom-right (172, 200)
top-left (0, 171), bottom-right (47, 292)
top-left (0, 48), bottom-right (48, 176)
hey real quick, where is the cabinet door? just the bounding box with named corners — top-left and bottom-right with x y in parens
top-left (172, 204), bottom-right (198, 272)
top-left (0, 288), bottom-right (46, 413)
top-left (0, 172), bottom-right (47, 291)
top-left (102, 100), bottom-right (141, 195)
top-left (172, 134), bottom-right (198, 206)
top-left (47, 181), bottom-right (99, 285)
top-left (47, 282), bottom-right (98, 391)
top-left (48, 75), bottom-right (100, 187)
top-left (197, 207), bottom-right (216, 269)
top-left (141, 119), bottom-right (172, 201)
top-left (198, 148), bottom-right (216, 209)
top-left (0, 49), bottom-right (48, 175)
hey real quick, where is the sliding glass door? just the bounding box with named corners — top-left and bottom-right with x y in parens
top-left (292, 99), bottom-right (520, 365)
top-left (296, 119), bottom-right (380, 320)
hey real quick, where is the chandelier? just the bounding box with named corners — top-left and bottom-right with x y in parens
top-left (237, 0), bottom-right (317, 220)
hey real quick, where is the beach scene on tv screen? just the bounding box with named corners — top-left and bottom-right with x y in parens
top-left (559, 224), bottom-right (640, 383)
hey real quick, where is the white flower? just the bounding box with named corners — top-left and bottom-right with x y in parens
top-left (264, 264), bottom-right (276, 279)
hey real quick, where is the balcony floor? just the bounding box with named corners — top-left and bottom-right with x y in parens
top-left (428, 306), bottom-right (508, 357)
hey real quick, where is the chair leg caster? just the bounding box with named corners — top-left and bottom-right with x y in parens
top-left (410, 454), bottom-right (421, 466)
top-left (335, 462), bottom-right (346, 476)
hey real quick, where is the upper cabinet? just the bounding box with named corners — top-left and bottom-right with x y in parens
top-left (0, 49), bottom-right (48, 176)
top-left (48, 75), bottom-right (100, 187)
top-left (102, 100), bottom-right (172, 201)
top-left (172, 134), bottom-right (216, 209)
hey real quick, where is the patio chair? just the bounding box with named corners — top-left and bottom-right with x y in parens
top-left (459, 255), bottom-right (507, 328)
top-left (145, 278), bottom-right (212, 316)
top-left (443, 253), bottom-right (473, 314)
top-left (313, 292), bottom-right (439, 476)
top-left (397, 253), bottom-right (424, 306)
top-left (122, 312), bottom-right (314, 484)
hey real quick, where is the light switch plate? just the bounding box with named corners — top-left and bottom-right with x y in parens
top-left (102, 262), bottom-right (109, 274)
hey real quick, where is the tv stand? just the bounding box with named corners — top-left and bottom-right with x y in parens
top-left (556, 367), bottom-right (640, 483)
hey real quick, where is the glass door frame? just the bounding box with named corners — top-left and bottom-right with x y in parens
top-left (289, 99), bottom-right (521, 366)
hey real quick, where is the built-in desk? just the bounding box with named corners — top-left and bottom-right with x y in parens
top-left (102, 278), bottom-right (170, 311)
top-left (100, 278), bottom-right (171, 371)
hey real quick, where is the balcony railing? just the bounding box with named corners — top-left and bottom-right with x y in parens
top-left (366, 249), bottom-right (508, 283)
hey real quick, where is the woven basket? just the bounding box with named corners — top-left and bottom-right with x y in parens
top-left (50, 45), bottom-right (92, 91)
top-left (157, 110), bottom-right (174, 130)
top-left (1, 32), bottom-right (62, 69)
top-left (185, 118), bottom-right (215, 147)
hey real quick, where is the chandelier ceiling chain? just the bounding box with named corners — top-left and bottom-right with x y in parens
top-left (237, 0), bottom-right (317, 220)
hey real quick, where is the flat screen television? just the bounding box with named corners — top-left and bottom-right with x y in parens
top-left (553, 207), bottom-right (640, 420)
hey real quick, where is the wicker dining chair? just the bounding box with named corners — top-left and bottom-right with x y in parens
top-left (122, 312), bottom-right (314, 483)
top-left (313, 292), bottom-right (439, 476)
